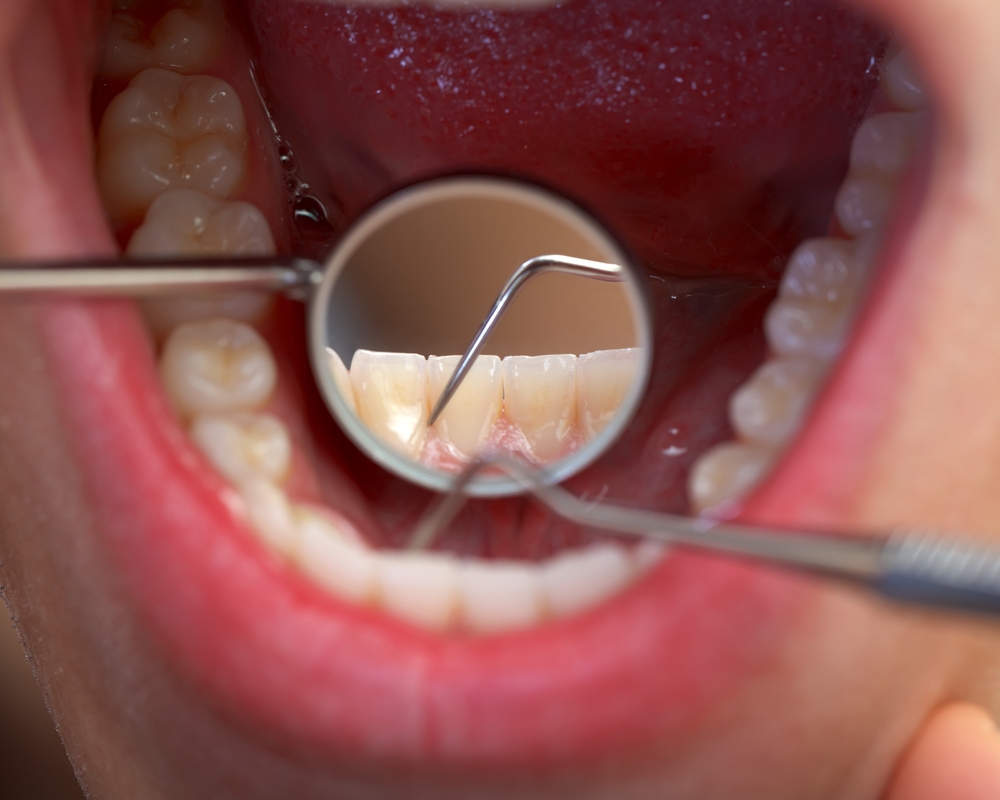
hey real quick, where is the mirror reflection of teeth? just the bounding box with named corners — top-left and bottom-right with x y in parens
top-left (688, 44), bottom-right (928, 514)
top-left (332, 348), bottom-right (641, 468)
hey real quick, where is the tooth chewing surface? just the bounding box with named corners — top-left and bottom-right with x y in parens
top-left (687, 44), bottom-right (928, 513)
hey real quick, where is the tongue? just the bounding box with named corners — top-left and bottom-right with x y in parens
top-left (242, 0), bottom-right (886, 277)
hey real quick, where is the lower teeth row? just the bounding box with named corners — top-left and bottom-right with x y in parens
top-left (687, 41), bottom-right (929, 514)
top-left (95, 0), bottom-right (924, 630)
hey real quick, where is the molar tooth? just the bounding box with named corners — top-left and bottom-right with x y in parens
top-left (376, 552), bottom-right (459, 631)
top-left (457, 561), bottom-right (544, 634)
top-left (835, 176), bottom-right (893, 238)
top-left (350, 350), bottom-right (428, 459)
top-left (764, 297), bottom-right (852, 362)
top-left (729, 359), bottom-right (825, 447)
top-left (241, 479), bottom-right (299, 558)
top-left (575, 348), bottom-right (640, 440)
top-left (160, 319), bottom-right (277, 417)
top-left (98, 68), bottom-right (247, 222)
top-left (540, 543), bottom-right (635, 618)
top-left (780, 238), bottom-right (863, 306)
top-left (850, 112), bottom-right (923, 180)
top-left (688, 443), bottom-right (776, 513)
top-left (882, 49), bottom-right (927, 111)
top-left (326, 349), bottom-right (358, 416)
top-left (296, 511), bottom-right (376, 604)
top-left (190, 412), bottom-right (291, 485)
top-left (502, 354), bottom-right (577, 462)
top-left (140, 292), bottom-right (273, 343)
top-left (427, 355), bottom-right (503, 459)
top-left (102, 0), bottom-right (223, 80)
top-left (127, 188), bottom-right (275, 257)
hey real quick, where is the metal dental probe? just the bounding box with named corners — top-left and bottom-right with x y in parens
top-left (426, 255), bottom-right (624, 425)
top-left (410, 455), bottom-right (1000, 618)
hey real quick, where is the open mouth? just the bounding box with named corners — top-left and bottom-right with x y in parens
top-left (6, 0), bottom-right (977, 790)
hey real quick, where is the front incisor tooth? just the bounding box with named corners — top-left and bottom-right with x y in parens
top-left (296, 511), bottom-right (376, 604)
top-left (502, 354), bottom-right (577, 462)
top-left (127, 188), bottom-right (275, 258)
top-left (350, 350), bottom-right (429, 459)
top-left (729, 359), bottom-right (825, 447)
top-left (376, 552), bottom-right (459, 631)
top-left (688, 442), bottom-right (776, 513)
top-left (190, 412), bottom-right (291, 485)
top-left (98, 69), bottom-right (247, 222)
top-left (575, 348), bottom-right (640, 440)
top-left (101, 0), bottom-right (224, 80)
top-left (326, 349), bottom-right (358, 415)
top-left (458, 561), bottom-right (544, 634)
top-left (427, 355), bottom-right (503, 459)
top-left (540, 543), bottom-right (635, 618)
top-left (160, 319), bottom-right (277, 417)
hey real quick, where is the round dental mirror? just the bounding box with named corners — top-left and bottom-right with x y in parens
top-left (309, 176), bottom-right (652, 497)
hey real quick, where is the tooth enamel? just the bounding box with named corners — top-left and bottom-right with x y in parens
top-left (376, 552), bottom-right (459, 631)
top-left (127, 188), bottom-right (275, 257)
top-left (457, 561), bottom-right (544, 634)
top-left (779, 237), bottom-right (863, 306)
top-left (97, 68), bottom-right (247, 222)
top-left (729, 359), bottom-right (825, 447)
top-left (688, 443), bottom-right (776, 513)
top-left (834, 175), bottom-right (893, 237)
top-left (427, 355), bottom-right (503, 459)
top-left (501, 354), bottom-right (577, 461)
top-left (882, 48), bottom-right (927, 111)
top-left (190, 412), bottom-right (291, 485)
top-left (850, 112), bottom-right (923, 180)
top-left (350, 350), bottom-right (429, 459)
top-left (296, 511), bottom-right (376, 604)
top-left (764, 297), bottom-right (853, 362)
top-left (140, 292), bottom-right (273, 342)
top-left (540, 543), bottom-right (635, 618)
top-left (633, 540), bottom-right (669, 574)
top-left (241, 479), bottom-right (300, 558)
top-left (326, 348), bottom-right (358, 416)
top-left (575, 348), bottom-right (640, 440)
top-left (101, 1), bottom-right (223, 80)
top-left (160, 319), bottom-right (277, 417)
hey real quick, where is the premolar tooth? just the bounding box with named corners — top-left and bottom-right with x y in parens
top-left (102, 0), bottom-right (223, 80)
top-left (350, 350), bottom-right (428, 459)
top-left (850, 112), bottom-right (922, 180)
top-left (780, 238), bottom-right (863, 306)
top-left (688, 443), bottom-right (776, 513)
top-left (835, 176), bottom-right (893, 237)
top-left (765, 297), bottom-right (852, 362)
top-left (458, 561), bottom-right (544, 634)
top-left (160, 319), bottom-right (277, 417)
top-left (502, 355), bottom-right (577, 461)
top-left (326, 349), bottom-right (358, 416)
top-left (127, 188), bottom-right (275, 257)
top-left (540, 543), bottom-right (635, 618)
top-left (376, 552), bottom-right (459, 631)
top-left (427, 355), bottom-right (502, 459)
top-left (98, 68), bottom-right (247, 222)
top-left (882, 49), bottom-right (927, 111)
top-left (296, 511), bottom-right (375, 604)
top-left (575, 348), bottom-right (640, 440)
top-left (189, 412), bottom-right (291, 485)
top-left (729, 359), bottom-right (825, 447)
top-left (140, 292), bottom-right (273, 343)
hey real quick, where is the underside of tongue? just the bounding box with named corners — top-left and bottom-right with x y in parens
top-left (242, 0), bottom-right (887, 277)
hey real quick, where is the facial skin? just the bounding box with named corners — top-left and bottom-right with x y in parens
top-left (4, 0), bottom-right (1000, 797)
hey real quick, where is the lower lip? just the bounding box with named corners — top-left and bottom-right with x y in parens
top-left (40, 298), bottom-right (809, 766)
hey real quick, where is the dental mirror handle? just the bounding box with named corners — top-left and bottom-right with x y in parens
top-left (0, 256), bottom-right (324, 299)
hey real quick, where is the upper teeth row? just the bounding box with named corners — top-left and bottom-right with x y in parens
top-left (330, 347), bottom-right (640, 466)
top-left (687, 43), bottom-right (929, 513)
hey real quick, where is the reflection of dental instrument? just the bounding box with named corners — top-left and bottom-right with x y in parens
top-left (411, 455), bottom-right (1000, 618)
top-left (426, 255), bottom-right (623, 425)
